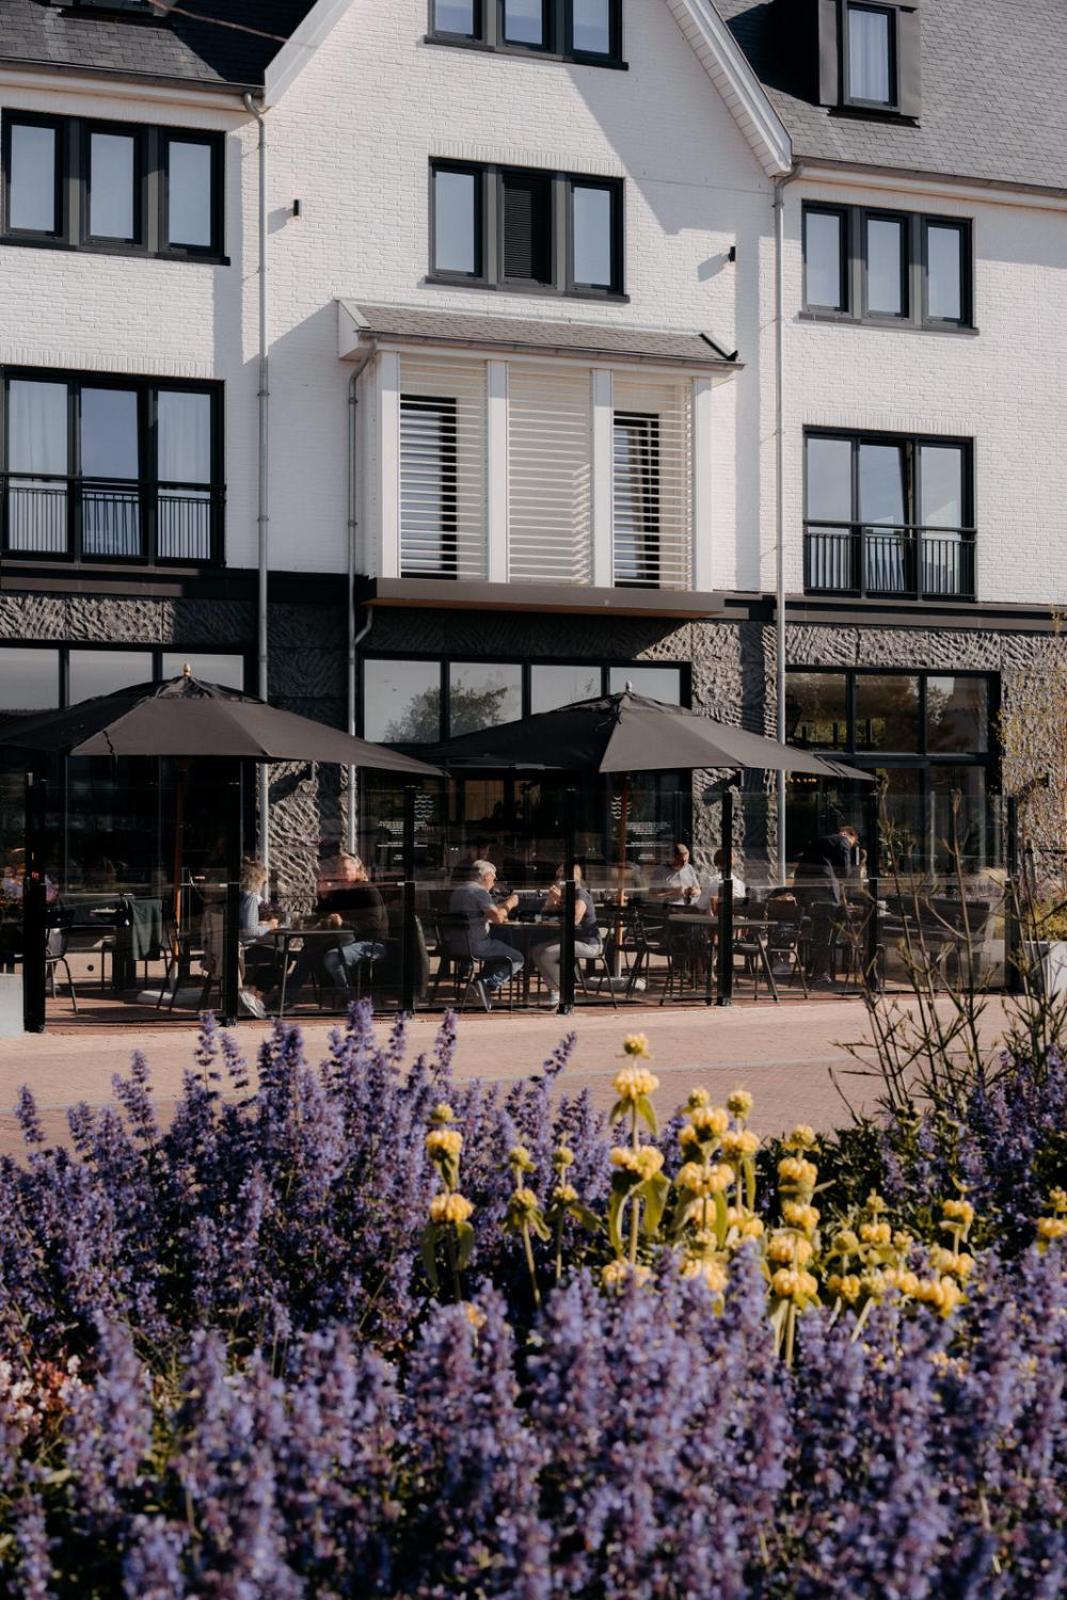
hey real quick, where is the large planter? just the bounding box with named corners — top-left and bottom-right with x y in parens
top-left (0, 973), bottom-right (22, 1037)
top-left (1039, 940), bottom-right (1067, 996)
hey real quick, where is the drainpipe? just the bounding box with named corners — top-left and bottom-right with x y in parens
top-left (347, 371), bottom-right (373, 853)
top-left (243, 91), bottom-right (270, 873)
top-left (773, 165), bottom-right (799, 883)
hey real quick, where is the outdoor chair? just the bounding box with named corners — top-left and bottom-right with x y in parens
top-left (45, 926), bottom-right (78, 1014)
top-left (431, 915), bottom-right (518, 1013)
top-left (764, 898), bottom-right (810, 998)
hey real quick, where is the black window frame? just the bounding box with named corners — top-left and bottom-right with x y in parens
top-left (802, 202), bottom-right (974, 331)
top-left (861, 208), bottom-right (909, 321)
top-left (1, 112), bottom-right (226, 264)
top-left (427, 0), bottom-right (625, 68)
top-left (842, 1), bottom-right (898, 111)
top-left (429, 159), bottom-right (625, 300)
top-left (803, 427), bottom-right (977, 603)
top-left (0, 366), bottom-right (225, 568)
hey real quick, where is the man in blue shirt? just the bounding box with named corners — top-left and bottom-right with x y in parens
top-left (447, 859), bottom-right (524, 1004)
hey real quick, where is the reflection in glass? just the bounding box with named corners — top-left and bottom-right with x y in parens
top-left (433, 168), bottom-right (478, 275)
top-left (931, 765), bottom-right (990, 872)
top-left (161, 653), bottom-right (245, 690)
top-left (89, 131), bottom-right (136, 240)
top-left (166, 140), bottom-right (213, 248)
top-left (449, 662), bottom-right (522, 736)
top-left (572, 184), bottom-right (613, 287)
top-left (919, 445), bottom-right (963, 527)
top-left (926, 223), bottom-right (963, 320)
top-left (866, 216), bottom-right (904, 315)
top-left (848, 4), bottom-right (892, 103)
top-left (157, 390), bottom-right (211, 483)
top-left (363, 659), bottom-right (441, 743)
top-left (9, 123), bottom-right (57, 233)
top-left (785, 673), bottom-right (848, 750)
top-left (69, 650), bottom-right (154, 702)
top-left (806, 436), bottom-right (852, 521)
top-left (80, 387), bottom-right (140, 556)
top-left (608, 665), bottom-right (681, 704)
top-left (7, 379), bottom-right (68, 554)
top-left (434, 0), bottom-right (476, 32)
top-left (855, 674), bottom-right (919, 752)
top-left (503, 0), bottom-right (545, 45)
top-left (859, 443), bottom-right (905, 524)
top-left (530, 663), bottom-right (602, 713)
top-left (572, 0), bottom-right (612, 54)
top-left (0, 647), bottom-right (60, 712)
top-left (926, 676), bottom-right (988, 753)
top-left (804, 209), bottom-right (844, 309)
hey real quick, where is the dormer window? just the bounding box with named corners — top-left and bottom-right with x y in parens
top-left (844, 4), bottom-right (894, 107)
top-left (817, 0), bottom-right (920, 121)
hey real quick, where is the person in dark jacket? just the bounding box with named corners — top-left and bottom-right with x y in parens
top-left (794, 825), bottom-right (859, 905)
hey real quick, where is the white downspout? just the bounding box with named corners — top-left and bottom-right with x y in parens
top-left (243, 92), bottom-right (270, 873)
top-left (773, 165), bottom-right (799, 883)
top-left (347, 370), bottom-right (373, 853)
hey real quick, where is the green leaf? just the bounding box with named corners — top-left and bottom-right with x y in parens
top-left (455, 1220), bottom-right (476, 1270)
top-left (420, 1225), bottom-right (440, 1290)
top-left (607, 1186), bottom-right (627, 1257)
top-left (530, 1214), bottom-right (553, 1243)
top-left (714, 1190), bottom-right (729, 1247)
top-left (609, 1099), bottom-right (629, 1124)
top-left (668, 1195), bottom-right (698, 1241)
top-left (744, 1155), bottom-right (756, 1213)
top-left (636, 1095), bottom-right (659, 1134)
top-left (641, 1171), bottom-right (671, 1238)
top-left (568, 1202), bottom-right (602, 1234)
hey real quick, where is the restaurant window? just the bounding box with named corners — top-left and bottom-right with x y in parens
top-left (530, 662), bottom-right (601, 713)
top-left (0, 645), bottom-right (61, 714)
top-left (68, 650), bottom-right (155, 702)
top-left (363, 659), bottom-right (443, 743)
top-left (430, 0), bottom-right (621, 63)
top-left (1, 112), bottom-right (223, 259)
top-left (608, 664), bottom-right (682, 704)
top-left (430, 160), bottom-right (623, 297)
top-left (1, 369), bottom-right (222, 565)
top-left (160, 652), bottom-right (245, 689)
top-left (803, 203), bottom-right (972, 329)
top-left (613, 412), bottom-right (660, 586)
top-left (450, 662), bottom-right (523, 735)
top-left (804, 429), bottom-right (974, 601)
top-left (785, 672), bottom-right (848, 751)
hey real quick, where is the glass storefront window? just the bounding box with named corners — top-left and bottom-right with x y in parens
top-left (530, 663), bottom-right (602, 713)
top-left (363, 659), bottom-right (441, 743)
top-left (0, 647), bottom-right (60, 712)
top-left (785, 672), bottom-right (848, 750)
top-left (161, 652), bottom-right (245, 690)
top-left (608, 665), bottom-right (682, 703)
top-left (448, 662), bottom-right (522, 737)
top-left (855, 674), bottom-right (920, 752)
top-left (927, 675), bottom-right (988, 754)
top-left (69, 650), bottom-right (154, 701)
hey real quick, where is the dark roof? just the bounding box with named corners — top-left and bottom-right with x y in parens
top-left (717, 0), bottom-right (1067, 191)
top-left (342, 301), bottom-right (740, 368)
top-left (0, 0), bottom-right (316, 90)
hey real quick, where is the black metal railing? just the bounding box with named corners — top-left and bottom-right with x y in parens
top-left (1, 474), bottom-right (222, 564)
top-left (804, 525), bottom-right (976, 601)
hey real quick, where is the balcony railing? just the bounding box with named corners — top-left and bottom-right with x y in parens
top-left (804, 525), bottom-right (976, 601)
top-left (1, 474), bottom-right (223, 565)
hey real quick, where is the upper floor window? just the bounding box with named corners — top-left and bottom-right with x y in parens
top-left (802, 203), bottom-right (972, 330)
top-left (430, 161), bottom-right (623, 298)
top-left (815, 0), bottom-right (920, 120)
top-left (1, 369), bottom-right (223, 566)
top-left (804, 429), bottom-right (975, 602)
top-left (1, 113), bottom-right (224, 261)
top-left (429, 0), bottom-right (622, 65)
top-left (844, 3), bottom-right (895, 107)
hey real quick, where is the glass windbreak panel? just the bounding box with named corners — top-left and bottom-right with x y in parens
top-left (866, 216), bottom-right (905, 315)
top-left (855, 674), bottom-right (919, 751)
top-left (503, 0), bottom-right (546, 45)
top-left (927, 676), bottom-right (989, 754)
top-left (7, 379), bottom-right (68, 554)
top-left (572, 184), bottom-right (614, 287)
top-left (433, 168), bottom-right (478, 275)
top-left (364, 659), bottom-right (441, 743)
top-left (919, 444), bottom-right (963, 527)
top-left (166, 139), bottom-right (213, 249)
top-left (88, 131), bottom-right (136, 241)
top-left (931, 766), bottom-right (992, 874)
top-left (0, 647), bottom-right (60, 711)
top-left (9, 123), bottom-right (58, 233)
top-left (69, 650), bottom-right (153, 701)
top-left (530, 663), bottom-right (602, 713)
top-left (785, 672), bottom-right (849, 750)
top-left (161, 652), bottom-right (244, 689)
top-left (848, 4), bottom-right (892, 103)
top-left (608, 665), bottom-right (681, 704)
top-left (434, 0), bottom-right (476, 32)
top-left (926, 223), bottom-right (964, 321)
top-left (449, 662), bottom-right (522, 736)
top-left (804, 209), bottom-right (844, 309)
top-left (806, 436), bottom-right (852, 521)
top-left (572, 0), bottom-right (613, 54)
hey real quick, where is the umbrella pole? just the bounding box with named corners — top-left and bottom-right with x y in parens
top-left (22, 767), bottom-right (47, 1034)
top-left (401, 783), bottom-right (418, 1015)
top-left (716, 781), bottom-right (735, 1007)
top-left (221, 763), bottom-right (242, 1026)
top-left (172, 760), bottom-right (186, 927)
top-left (612, 775), bottom-right (629, 978)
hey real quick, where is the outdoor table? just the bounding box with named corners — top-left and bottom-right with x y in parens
top-left (668, 914), bottom-right (777, 1004)
top-left (265, 927), bottom-right (354, 1019)
top-left (501, 918), bottom-right (563, 1006)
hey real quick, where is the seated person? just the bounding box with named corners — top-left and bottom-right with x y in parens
top-left (288, 852), bottom-right (388, 1001)
top-left (238, 857), bottom-right (281, 1018)
top-left (650, 842), bottom-right (701, 905)
top-left (531, 863), bottom-right (602, 1010)
top-left (447, 859), bottom-right (523, 1001)
top-left (694, 850), bottom-right (747, 914)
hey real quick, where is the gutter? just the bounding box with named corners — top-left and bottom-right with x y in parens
top-left (243, 91), bottom-right (271, 874)
top-left (773, 163), bottom-right (802, 882)
top-left (0, 55), bottom-right (260, 98)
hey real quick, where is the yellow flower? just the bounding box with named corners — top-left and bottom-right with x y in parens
top-left (893, 1231), bottom-right (914, 1253)
top-left (679, 1124), bottom-right (700, 1149)
top-left (426, 1128), bottom-right (463, 1160)
top-left (827, 1272), bottom-right (861, 1303)
top-left (834, 1229), bottom-right (860, 1255)
top-left (860, 1222), bottom-right (892, 1247)
top-left (783, 1202), bottom-right (821, 1234)
top-left (930, 1246), bottom-right (976, 1279)
top-left (721, 1129), bottom-right (760, 1160)
top-left (682, 1258), bottom-right (727, 1293)
top-left (935, 1277), bottom-right (965, 1317)
top-left (623, 1033), bottom-right (652, 1059)
top-left (771, 1268), bottom-right (818, 1300)
top-left (553, 1145), bottom-right (575, 1170)
top-left (429, 1192), bottom-right (474, 1225)
top-left (687, 1088), bottom-right (711, 1109)
top-left (942, 1198), bottom-right (975, 1227)
top-left (634, 1147), bottom-right (664, 1181)
top-left (510, 1186), bottom-right (540, 1215)
top-left (726, 1206), bottom-right (764, 1239)
top-left (601, 1260), bottom-right (651, 1290)
top-left (677, 1161), bottom-right (707, 1193)
top-left (866, 1191), bottom-right (888, 1214)
top-left (767, 1233), bottom-right (814, 1266)
top-left (610, 1146), bottom-right (639, 1173)
top-left (613, 1064), bottom-right (660, 1101)
top-left (785, 1124), bottom-right (817, 1151)
top-left (883, 1267), bottom-right (920, 1297)
top-left (778, 1157), bottom-right (818, 1190)
top-left (676, 1160), bottom-right (733, 1198)
top-left (727, 1089), bottom-right (754, 1119)
top-left (691, 1105), bottom-right (730, 1138)
top-left (553, 1183), bottom-right (579, 1205)
top-left (509, 1144), bottom-right (535, 1172)
top-left (1037, 1216), bottom-right (1067, 1241)
top-left (1049, 1188), bottom-right (1067, 1213)
top-left (431, 1103), bottom-right (456, 1124)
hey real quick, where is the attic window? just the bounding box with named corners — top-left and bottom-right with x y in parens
top-left (817, 0), bottom-right (921, 121)
top-left (844, 4), bottom-right (894, 107)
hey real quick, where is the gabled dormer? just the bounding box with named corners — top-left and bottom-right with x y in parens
top-left (780, 0), bottom-right (921, 120)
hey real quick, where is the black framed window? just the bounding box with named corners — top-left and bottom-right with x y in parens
top-left (1, 368), bottom-right (223, 566)
top-left (613, 412), bottom-right (660, 587)
top-left (400, 395), bottom-right (459, 578)
top-left (430, 160), bottom-right (623, 298)
top-left (429, 0), bottom-right (622, 64)
top-left (844, 3), bottom-right (896, 108)
top-left (804, 429), bottom-right (975, 601)
top-left (802, 203), bottom-right (973, 330)
top-left (1, 112), bottom-right (224, 261)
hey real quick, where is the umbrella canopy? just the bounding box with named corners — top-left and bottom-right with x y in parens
top-left (429, 690), bottom-right (872, 781)
top-left (0, 672), bottom-right (442, 776)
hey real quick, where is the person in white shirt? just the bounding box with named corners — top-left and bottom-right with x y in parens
top-left (694, 850), bottom-right (746, 914)
top-left (650, 843), bottom-right (701, 905)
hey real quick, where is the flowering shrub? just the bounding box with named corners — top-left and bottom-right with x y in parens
top-left (0, 1008), bottom-right (1063, 1597)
